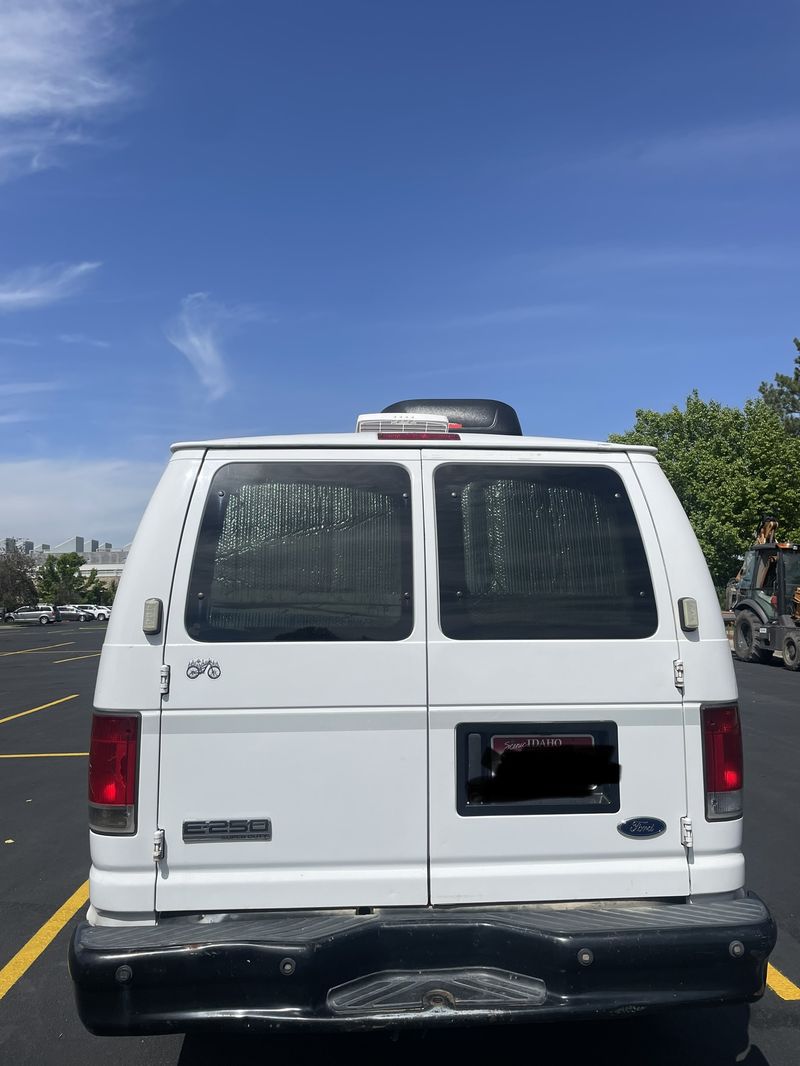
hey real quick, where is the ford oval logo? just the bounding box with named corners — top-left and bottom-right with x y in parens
top-left (617, 817), bottom-right (667, 839)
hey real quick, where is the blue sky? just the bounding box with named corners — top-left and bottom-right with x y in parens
top-left (1, 0), bottom-right (799, 544)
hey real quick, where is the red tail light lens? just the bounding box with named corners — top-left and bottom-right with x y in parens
top-left (89, 714), bottom-right (139, 833)
top-left (702, 705), bottom-right (743, 820)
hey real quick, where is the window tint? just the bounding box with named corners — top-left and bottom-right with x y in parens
top-left (435, 464), bottom-right (657, 640)
top-left (186, 463), bottom-right (413, 642)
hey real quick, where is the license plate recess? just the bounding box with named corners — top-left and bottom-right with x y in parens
top-left (457, 721), bottom-right (620, 816)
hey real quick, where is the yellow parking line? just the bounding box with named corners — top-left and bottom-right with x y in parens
top-left (0, 752), bottom-right (88, 758)
top-left (0, 881), bottom-right (89, 1000)
top-left (20, 643), bottom-right (96, 652)
top-left (0, 642), bottom-right (75, 658)
top-left (0, 694), bottom-right (79, 726)
top-left (768, 964), bottom-right (800, 1001)
top-left (23, 648), bottom-right (84, 654)
top-left (52, 653), bottom-right (101, 664)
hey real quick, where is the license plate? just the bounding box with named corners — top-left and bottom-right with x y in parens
top-left (458, 722), bottom-right (620, 815)
top-left (491, 734), bottom-right (594, 754)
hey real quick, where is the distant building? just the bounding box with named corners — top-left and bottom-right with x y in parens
top-left (79, 562), bottom-right (125, 587)
top-left (51, 536), bottom-right (85, 554)
top-left (3, 534), bottom-right (129, 584)
top-left (2, 538), bottom-right (34, 554)
top-left (82, 549), bottom-right (128, 565)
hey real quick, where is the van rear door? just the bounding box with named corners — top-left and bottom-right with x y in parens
top-left (157, 448), bottom-right (428, 912)
top-left (423, 450), bottom-right (690, 904)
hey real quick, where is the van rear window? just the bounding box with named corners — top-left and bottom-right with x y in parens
top-left (186, 463), bottom-right (413, 642)
top-left (435, 464), bottom-right (657, 640)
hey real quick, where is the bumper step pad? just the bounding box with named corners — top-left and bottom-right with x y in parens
top-left (328, 968), bottom-right (547, 1014)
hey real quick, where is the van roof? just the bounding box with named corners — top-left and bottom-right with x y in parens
top-left (170, 432), bottom-right (656, 454)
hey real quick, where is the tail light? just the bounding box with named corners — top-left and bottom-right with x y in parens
top-left (702, 704), bottom-right (743, 820)
top-left (88, 713), bottom-right (139, 833)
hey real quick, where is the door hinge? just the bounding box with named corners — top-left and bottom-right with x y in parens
top-left (153, 829), bottom-right (165, 862)
top-left (680, 816), bottom-right (693, 849)
top-left (673, 659), bottom-right (685, 690)
top-left (159, 664), bottom-right (170, 695)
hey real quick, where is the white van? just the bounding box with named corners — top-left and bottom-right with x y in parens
top-left (70, 399), bottom-right (775, 1034)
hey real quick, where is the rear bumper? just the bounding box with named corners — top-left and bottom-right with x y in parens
top-left (70, 894), bottom-right (776, 1035)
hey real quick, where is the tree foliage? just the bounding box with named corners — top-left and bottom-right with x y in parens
top-left (99, 579), bottom-right (118, 606)
top-left (2, 549), bottom-right (118, 611)
top-left (36, 552), bottom-right (91, 605)
top-left (610, 393), bottom-right (800, 587)
top-left (81, 568), bottom-right (107, 605)
top-left (0, 549), bottom-right (38, 612)
top-left (81, 571), bottom-right (116, 605)
top-left (759, 338), bottom-right (800, 436)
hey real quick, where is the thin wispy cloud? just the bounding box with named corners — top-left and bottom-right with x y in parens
top-left (633, 117), bottom-right (800, 171)
top-left (0, 381), bottom-right (61, 397)
top-left (165, 292), bottom-right (259, 401)
top-left (591, 117), bottom-right (800, 177)
top-left (0, 381), bottom-right (59, 428)
top-left (530, 244), bottom-right (786, 277)
top-left (0, 411), bottom-right (39, 425)
top-left (0, 1), bottom-right (139, 182)
top-left (440, 303), bottom-right (589, 328)
top-left (59, 332), bottom-right (110, 348)
top-left (0, 335), bottom-right (38, 347)
top-left (1, 457), bottom-right (162, 544)
top-left (414, 355), bottom-right (545, 377)
top-left (0, 261), bottom-right (101, 312)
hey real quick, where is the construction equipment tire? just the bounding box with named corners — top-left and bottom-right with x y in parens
top-left (782, 633), bottom-right (800, 672)
top-left (733, 610), bottom-right (772, 664)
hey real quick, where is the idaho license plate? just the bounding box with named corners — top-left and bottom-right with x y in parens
top-left (491, 733), bottom-right (594, 754)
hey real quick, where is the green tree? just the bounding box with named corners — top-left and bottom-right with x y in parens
top-left (0, 549), bottom-right (38, 614)
top-left (610, 393), bottom-right (800, 587)
top-left (36, 552), bottom-right (90, 605)
top-left (759, 338), bottom-right (800, 436)
top-left (81, 568), bottom-right (106, 604)
top-left (99, 579), bottom-right (118, 607)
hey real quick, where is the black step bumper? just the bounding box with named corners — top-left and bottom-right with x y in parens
top-left (69, 894), bottom-right (776, 1035)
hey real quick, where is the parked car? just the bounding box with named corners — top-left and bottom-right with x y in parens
top-left (73, 604), bottom-right (110, 622)
top-left (58, 605), bottom-right (93, 622)
top-left (11, 604), bottom-right (61, 625)
top-left (70, 398), bottom-right (776, 1037)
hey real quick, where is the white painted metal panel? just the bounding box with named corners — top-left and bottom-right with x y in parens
top-left (422, 451), bottom-right (691, 904)
top-left (429, 704), bottom-right (691, 903)
top-left (630, 456), bottom-right (743, 896)
top-left (156, 450), bottom-right (429, 911)
top-left (630, 455), bottom-right (738, 704)
top-left (157, 708), bottom-right (427, 910)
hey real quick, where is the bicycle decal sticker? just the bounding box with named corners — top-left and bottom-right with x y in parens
top-left (186, 659), bottom-right (222, 680)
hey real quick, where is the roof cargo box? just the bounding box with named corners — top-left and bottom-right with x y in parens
top-left (382, 398), bottom-right (523, 436)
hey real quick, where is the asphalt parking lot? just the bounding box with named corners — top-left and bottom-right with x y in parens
top-left (0, 621), bottom-right (798, 1064)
